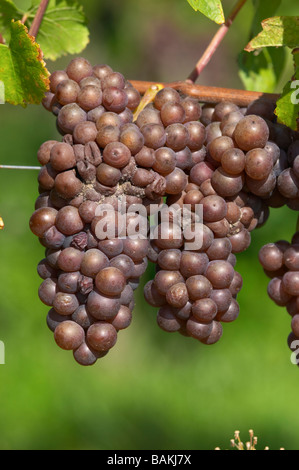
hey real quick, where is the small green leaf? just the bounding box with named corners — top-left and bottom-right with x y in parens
top-left (275, 49), bottom-right (299, 130)
top-left (0, 20), bottom-right (50, 106)
top-left (245, 16), bottom-right (299, 51)
top-left (239, 48), bottom-right (286, 93)
top-left (24, 0), bottom-right (89, 61)
top-left (0, 0), bottom-right (20, 43)
top-left (186, 0), bottom-right (224, 25)
top-left (251, 0), bottom-right (281, 36)
top-left (238, 1), bottom-right (285, 93)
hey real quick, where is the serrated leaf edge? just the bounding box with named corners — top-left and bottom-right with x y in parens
top-left (3, 20), bottom-right (50, 105)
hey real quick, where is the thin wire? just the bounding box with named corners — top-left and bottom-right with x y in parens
top-left (0, 165), bottom-right (41, 170)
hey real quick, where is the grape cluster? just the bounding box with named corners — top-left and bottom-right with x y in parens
top-left (30, 56), bottom-right (299, 366)
top-left (33, 57), bottom-right (197, 365)
top-left (259, 233), bottom-right (299, 363)
top-left (142, 98), bottom-right (293, 345)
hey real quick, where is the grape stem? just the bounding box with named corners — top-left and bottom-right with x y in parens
top-left (129, 80), bottom-right (279, 107)
top-left (187, 0), bottom-right (248, 83)
top-left (29, 0), bottom-right (50, 38)
top-left (21, 13), bottom-right (29, 24)
top-left (0, 34), bottom-right (4, 44)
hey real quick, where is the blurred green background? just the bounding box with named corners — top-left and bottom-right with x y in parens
top-left (0, 0), bottom-right (298, 450)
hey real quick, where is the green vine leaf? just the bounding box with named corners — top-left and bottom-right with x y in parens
top-left (251, 0), bottom-right (281, 35)
top-left (238, 48), bottom-right (286, 93)
top-left (186, 0), bottom-right (225, 25)
top-left (245, 16), bottom-right (299, 51)
top-left (24, 0), bottom-right (89, 61)
top-left (0, 20), bottom-right (50, 106)
top-left (275, 49), bottom-right (299, 131)
top-left (238, 1), bottom-right (285, 93)
top-left (0, 0), bottom-right (21, 43)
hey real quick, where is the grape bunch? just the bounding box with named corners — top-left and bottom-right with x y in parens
top-left (143, 97), bottom-right (297, 345)
top-left (259, 232), bottom-right (299, 363)
top-left (30, 56), bottom-right (299, 366)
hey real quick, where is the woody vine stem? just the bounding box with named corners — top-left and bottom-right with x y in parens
top-left (1, 0), bottom-right (275, 106)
